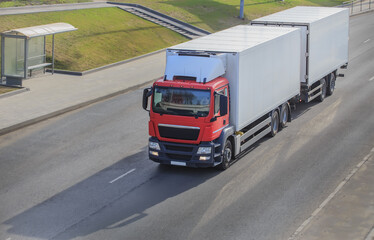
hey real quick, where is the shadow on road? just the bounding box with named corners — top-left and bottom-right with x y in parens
top-left (3, 148), bottom-right (219, 239)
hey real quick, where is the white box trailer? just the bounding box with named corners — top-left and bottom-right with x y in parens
top-left (143, 7), bottom-right (350, 169)
top-left (251, 6), bottom-right (349, 102)
top-left (167, 25), bottom-right (301, 132)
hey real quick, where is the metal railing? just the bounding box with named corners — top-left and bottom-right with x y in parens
top-left (340, 0), bottom-right (372, 14)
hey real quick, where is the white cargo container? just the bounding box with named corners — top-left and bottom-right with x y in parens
top-left (167, 25), bottom-right (301, 131)
top-left (251, 6), bottom-right (349, 102)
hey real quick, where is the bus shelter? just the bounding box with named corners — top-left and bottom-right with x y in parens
top-left (1, 23), bottom-right (77, 86)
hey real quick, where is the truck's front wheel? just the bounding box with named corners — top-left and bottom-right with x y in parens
top-left (218, 140), bottom-right (232, 170)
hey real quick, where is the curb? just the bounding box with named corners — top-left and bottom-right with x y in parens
top-left (0, 77), bottom-right (158, 136)
top-left (0, 85), bottom-right (29, 99)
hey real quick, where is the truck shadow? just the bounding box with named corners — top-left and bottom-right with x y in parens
top-left (4, 148), bottom-right (219, 239)
top-left (291, 100), bottom-right (320, 120)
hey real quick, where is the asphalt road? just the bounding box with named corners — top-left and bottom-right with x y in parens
top-left (0, 11), bottom-right (373, 240)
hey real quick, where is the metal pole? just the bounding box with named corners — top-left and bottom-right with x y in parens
top-left (240, 0), bottom-right (244, 19)
top-left (360, 0), bottom-right (362, 11)
top-left (370, 0), bottom-right (371, 9)
top-left (43, 36), bottom-right (46, 63)
top-left (24, 38), bottom-right (28, 79)
top-left (351, 1), bottom-right (354, 14)
top-left (43, 36), bottom-right (46, 74)
top-left (52, 34), bottom-right (55, 75)
top-left (1, 35), bottom-right (4, 83)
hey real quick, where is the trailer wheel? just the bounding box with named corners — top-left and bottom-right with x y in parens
top-left (218, 140), bottom-right (232, 170)
top-left (270, 110), bottom-right (279, 137)
top-left (327, 72), bottom-right (336, 96)
top-left (280, 104), bottom-right (288, 129)
top-left (317, 78), bottom-right (327, 102)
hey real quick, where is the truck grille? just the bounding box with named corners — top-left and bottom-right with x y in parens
top-left (165, 145), bottom-right (194, 152)
top-left (166, 153), bottom-right (192, 161)
top-left (158, 125), bottom-right (200, 141)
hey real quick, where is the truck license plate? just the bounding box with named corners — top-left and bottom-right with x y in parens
top-left (171, 161), bottom-right (186, 166)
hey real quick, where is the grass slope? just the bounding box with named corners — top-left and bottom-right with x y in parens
top-left (118, 0), bottom-right (346, 32)
top-left (0, 1), bottom-right (346, 73)
top-left (0, 7), bottom-right (187, 71)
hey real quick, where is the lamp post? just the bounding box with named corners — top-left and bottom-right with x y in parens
top-left (240, 0), bottom-right (244, 19)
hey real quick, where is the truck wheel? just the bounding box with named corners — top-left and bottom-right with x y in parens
top-left (327, 72), bottom-right (336, 96)
top-left (218, 140), bottom-right (232, 170)
top-left (317, 78), bottom-right (327, 102)
top-left (280, 103), bottom-right (288, 129)
top-left (270, 110), bottom-right (279, 137)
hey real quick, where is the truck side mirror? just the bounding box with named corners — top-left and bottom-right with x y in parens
top-left (220, 95), bottom-right (228, 116)
top-left (142, 87), bottom-right (152, 111)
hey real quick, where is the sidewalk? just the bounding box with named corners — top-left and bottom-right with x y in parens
top-left (0, 51), bottom-right (165, 135)
top-left (292, 147), bottom-right (374, 240)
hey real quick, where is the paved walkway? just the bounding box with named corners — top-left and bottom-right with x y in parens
top-left (0, 51), bottom-right (165, 134)
top-left (0, 2), bottom-right (110, 16)
top-left (292, 147), bottom-right (374, 240)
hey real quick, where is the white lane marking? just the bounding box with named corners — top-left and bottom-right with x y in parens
top-left (369, 76), bottom-right (374, 81)
top-left (365, 226), bottom-right (374, 240)
top-left (363, 39), bottom-right (370, 43)
top-left (289, 147), bottom-right (374, 240)
top-left (109, 169), bottom-right (136, 184)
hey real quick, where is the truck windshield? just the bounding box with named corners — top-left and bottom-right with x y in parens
top-left (152, 87), bottom-right (211, 117)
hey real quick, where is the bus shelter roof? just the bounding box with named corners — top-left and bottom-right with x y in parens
top-left (2, 22), bottom-right (77, 38)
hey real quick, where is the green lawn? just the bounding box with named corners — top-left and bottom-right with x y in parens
top-left (0, 7), bottom-right (187, 71)
top-left (117, 0), bottom-right (347, 32)
top-left (0, 1), bottom-right (347, 73)
top-left (0, 85), bottom-right (17, 94)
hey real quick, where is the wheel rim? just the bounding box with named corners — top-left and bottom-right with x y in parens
top-left (330, 75), bottom-right (335, 92)
top-left (321, 79), bottom-right (326, 98)
top-left (225, 147), bottom-right (232, 163)
top-left (272, 112), bottom-right (278, 133)
top-left (282, 109), bottom-right (287, 124)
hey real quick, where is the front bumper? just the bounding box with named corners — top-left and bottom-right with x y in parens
top-left (148, 137), bottom-right (222, 168)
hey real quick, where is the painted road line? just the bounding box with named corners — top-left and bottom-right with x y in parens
top-left (109, 169), bottom-right (136, 184)
top-left (363, 39), bottom-right (371, 44)
top-left (369, 76), bottom-right (374, 81)
top-left (365, 226), bottom-right (374, 240)
top-left (288, 147), bottom-right (374, 240)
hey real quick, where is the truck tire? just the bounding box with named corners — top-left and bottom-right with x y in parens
top-left (270, 110), bottom-right (279, 137)
top-left (218, 140), bottom-right (232, 170)
top-left (327, 72), bottom-right (336, 96)
top-left (317, 78), bottom-right (327, 102)
top-left (280, 103), bottom-right (288, 129)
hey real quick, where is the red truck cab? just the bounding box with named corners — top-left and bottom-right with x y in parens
top-left (143, 76), bottom-right (230, 168)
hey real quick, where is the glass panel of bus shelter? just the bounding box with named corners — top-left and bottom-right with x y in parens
top-left (4, 37), bottom-right (25, 77)
top-left (28, 36), bottom-right (45, 67)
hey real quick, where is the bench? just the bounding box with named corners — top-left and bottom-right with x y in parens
top-left (28, 63), bottom-right (52, 76)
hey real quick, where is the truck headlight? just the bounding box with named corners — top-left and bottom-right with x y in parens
top-left (149, 142), bottom-right (160, 150)
top-left (197, 147), bottom-right (211, 155)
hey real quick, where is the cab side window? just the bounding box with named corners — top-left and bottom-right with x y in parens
top-left (214, 87), bottom-right (228, 115)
